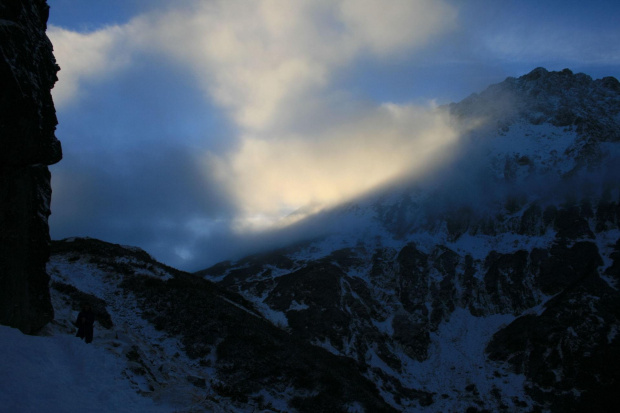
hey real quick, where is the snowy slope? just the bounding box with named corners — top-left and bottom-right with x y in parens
top-left (1, 237), bottom-right (394, 413)
top-left (0, 325), bottom-right (170, 413)
top-left (0, 239), bottom-right (234, 413)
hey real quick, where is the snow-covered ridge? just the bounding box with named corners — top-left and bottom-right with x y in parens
top-left (198, 68), bottom-right (620, 412)
top-left (3, 68), bottom-right (618, 413)
top-left (7, 237), bottom-right (394, 412)
top-left (44, 240), bottom-right (226, 412)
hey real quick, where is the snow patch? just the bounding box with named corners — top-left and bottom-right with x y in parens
top-left (312, 337), bottom-right (341, 356)
top-left (288, 300), bottom-right (309, 311)
top-left (372, 313), bottom-right (395, 336)
top-left (595, 229), bottom-right (620, 290)
top-left (608, 324), bottom-right (619, 344)
top-left (257, 304), bottom-right (289, 329)
top-left (0, 325), bottom-right (170, 413)
top-left (394, 308), bottom-right (531, 412)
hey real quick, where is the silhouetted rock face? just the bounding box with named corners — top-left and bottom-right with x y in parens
top-left (0, 0), bottom-right (61, 333)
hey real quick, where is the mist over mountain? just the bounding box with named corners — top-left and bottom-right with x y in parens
top-left (3, 67), bottom-right (619, 412)
top-left (195, 67), bottom-right (620, 411)
top-left (215, 67), bottom-right (620, 264)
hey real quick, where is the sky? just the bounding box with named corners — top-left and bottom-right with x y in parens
top-left (46, 0), bottom-right (620, 271)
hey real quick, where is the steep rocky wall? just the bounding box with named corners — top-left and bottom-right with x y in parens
top-left (0, 0), bottom-right (62, 333)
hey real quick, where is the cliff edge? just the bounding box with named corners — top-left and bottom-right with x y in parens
top-left (0, 0), bottom-right (62, 333)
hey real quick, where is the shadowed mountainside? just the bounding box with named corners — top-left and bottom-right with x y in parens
top-left (48, 238), bottom-right (396, 412)
top-left (197, 68), bottom-right (620, 412)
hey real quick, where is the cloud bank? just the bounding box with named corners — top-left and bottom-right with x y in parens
top-left (47, 0), bottom-right (620, 269)
top-left (51, 0), bottom-right (457, 125)
top-left (210, 104), bottom-right (459, 231)
top-left (47, 0), bottom-right (463, 268)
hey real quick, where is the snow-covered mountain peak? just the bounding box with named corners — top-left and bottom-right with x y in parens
top-left (196, 68), bottom-right (620, 412)
top-left (452, 67), bottom-right (620, 133)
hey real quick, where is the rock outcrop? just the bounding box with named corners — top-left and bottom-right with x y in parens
top-left (0, 0), bottom-right (62, 333)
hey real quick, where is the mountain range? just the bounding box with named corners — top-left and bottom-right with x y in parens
top-left (12, 67), bottom-right (616, 412)
top-left (192, 67), bottom-right (620, 412)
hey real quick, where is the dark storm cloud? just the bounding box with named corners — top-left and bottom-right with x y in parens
top-left (50, 145), bottom-right (234, 267)
top-left (48, 48), bottom-right (242, 269)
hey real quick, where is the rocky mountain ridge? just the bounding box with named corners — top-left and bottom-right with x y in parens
top-left (9, 67), bottom-right (618, 413)
top-left (197, 68), bottom-right (620, 412)
top-left (45, 237), bottom-right (395, 412)
top-left (2, 1), bottom-right (617, 409)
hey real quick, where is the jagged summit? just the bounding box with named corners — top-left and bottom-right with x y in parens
top-left (451, 67), bottom-right (620, 141)
top-left (334, 67), bottom-right (620, 248)
top-left (197, 67), bottom-right (620, 411)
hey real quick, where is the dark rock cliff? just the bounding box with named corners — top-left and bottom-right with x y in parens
top-left (0, 0), bottom-right (62, 333)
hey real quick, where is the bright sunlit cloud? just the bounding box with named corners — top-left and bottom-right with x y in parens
top-left (52, 0), bottom-right (456, 131)
top-left (209, 104), bottom-right (459, 232)
top-left (46, 0), bottom-right (620, 269)
top-left (49, 0), bottom-right (460, 231)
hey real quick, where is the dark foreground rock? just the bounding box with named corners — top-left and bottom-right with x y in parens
top-left (0, 0), bottom-right (62, 333)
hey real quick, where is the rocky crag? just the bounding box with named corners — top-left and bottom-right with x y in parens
top-left (0, 0), bottom-right (62, 333)
top-left (198, 68), bottom-right (620, 412)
